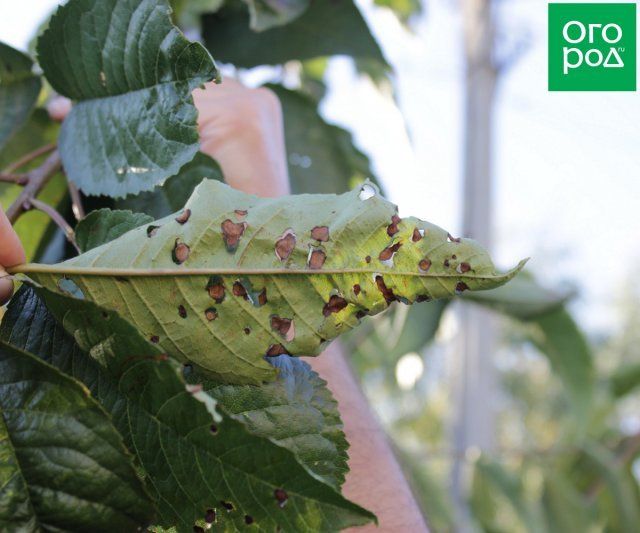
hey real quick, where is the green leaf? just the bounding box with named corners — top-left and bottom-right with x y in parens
top-left (12, 179), bottom-right (525, 384)
top-left (117, 152), bottom-right (223, 218)
top-left (271, 85), bottom-right (379, 194)
top-left (0, 340), bottom-right (154, 531)
top-left (202, 0), bottom-right (387, 68)
top-left (204, 355), bottom-right (349, 490)
top-left (524, 308), bottom-right (595, 424)
top-left (1, 286), bottom-right (376, 530)
top-left (0, 110), bottom-right (66, 262)
top-left (37, 0), bottom-right (219, 198)
top-left (244, 0), bottom-right (310, 31)
top-left (0, 42), bottom-right (41, 150)
top-left (609, 362), bottom-right (640, 398)
top-left (464, 271), bottom-right (572, 320)
top-left (541, 471), bottom-right (596, 533)
top-left (76, 209), bottom-right (154, 252)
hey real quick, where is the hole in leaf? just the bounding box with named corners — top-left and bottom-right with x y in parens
top-left (359, 183), bottom-right (376, 201)
top-left (448, 233), bottom-right (461, 243)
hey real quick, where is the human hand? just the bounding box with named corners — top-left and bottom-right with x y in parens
top-left (0, 207), bottom-right (26, 305)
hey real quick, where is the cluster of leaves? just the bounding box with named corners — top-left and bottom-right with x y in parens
top-left (0, 0), bottom-right (515, 531)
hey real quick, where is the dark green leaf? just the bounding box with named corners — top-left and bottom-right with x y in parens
top-left (541, 471), bottom-right (596, 533)
top-left (1, 287), bottom-right (376, 530)
top-left (202, 0), bottom-right (387, 68)
top-left (609, 362), bottom-right (640, 398)
top-left (204, 355), bottom-right (349, 490)
top-left (37, 0), bottom-right (219, 198)
top-left (271, 85), bottom-right (379, 194)
top-left (117, 152), bottom-right (223, 218)
top-left (76, 209), bottom-right (154, 252)
top-left (0, 42), bottom-right (41, 150)
top-left (0, 340), bottom-right (153, 531)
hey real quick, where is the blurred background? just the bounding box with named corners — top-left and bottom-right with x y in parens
top-left (2, 0), bottom-right (639, 530)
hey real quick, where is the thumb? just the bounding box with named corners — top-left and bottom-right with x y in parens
top-left (0, 266), bottom-right (14, 306)
top-left (0, 205), bottom-right (25, 267)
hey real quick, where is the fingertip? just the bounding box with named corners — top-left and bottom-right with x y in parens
top-left (0, 278), bottom-right (14, 306)
top-left (47, 96), bottom-right (72, 122)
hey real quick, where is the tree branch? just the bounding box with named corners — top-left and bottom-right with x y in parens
top-left (3, 142), bottom-right (56, 174)
top-left (6, 150), bottom-right (62, 223)
top-left (25, 197), bottom-right (80, 253)
top-left (0, 173), bottom-right (28, 185)
top-left (68, 180), bottom-right (85, 220)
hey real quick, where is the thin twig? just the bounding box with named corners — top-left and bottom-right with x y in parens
top-left (6, 150), bottom-right (62, 223)
top-left (67, 180), bottom-right (85, 220)
top-left (26, 197), bottom-right (80, 253)
top-left (0, 173), bottom-right (28, 185)
top-left (3, 142), bottom-right (57, 174)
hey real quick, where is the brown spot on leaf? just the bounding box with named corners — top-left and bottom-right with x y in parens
top-left (257, 288), bottom-right (268, 306)
top-left (457, 262), bottom-right (471, 273)
top-left (178, 305), bottom-right (187, 318)
top-left (387, 214), bottom-right (401, 237)
top-left (205, 307), bottom-right (218, 321)
top-left (233, 280), bottom-right (249, 300)
top-left (150, 335), bottom-right (159, 344)
top-left (275, 229), bottom-right (296, 261)
top-left (375, 276), bottom-right (397, 305)
top-left (323, 295), bottom-right (348, 317)
top-left (274, 488), bottom-right (288, 508)
top-left (418, 258), bottom-right (431, 272)
top-left (448, 233), bottom-right (461, 243)
top-left (172, 239), bottom-right (190, 264)
top-left (353, 284), bottom-right (361, 296)
top-left (311, 226), bottom-right (330, 242)
top-left (206, 276), bottom-right (225, 303)
top-left (455, 281), bottom-right (469, 293)
top-left (244, 515), bottom-right (254, 525)
top-left (443, 259), bottom-right (450, 268)
top-left (175, 209), bottom-right (191, 224)
top-left (379, 242), bottom-right (402, 262)
top-left (234, 209), bottom-right (248, 220)
top-left (221, 219), bottom-right (246, 252)
top-left (308, 248), bottom-right (326, 270)
top-left (412, 227), bottom-right (424, 242)
top-left (205, 508), bottom-right (216, 523)
top-left (146, 225), bottom-right (160, 237)
top-left (266, 344), bottom-right (289, 357)
top-left (416, 295), bottom-right (431, 302)
top-left (244, 327), bottom-right (251, 335)
top-left (355, 309), bottom-right (368, 319)
top-left (365, 255), bottom-right (371, 264)
top-left (193, 527), bottom-right (204, 533)
top-left (271, 316), bottom-right (295, 341)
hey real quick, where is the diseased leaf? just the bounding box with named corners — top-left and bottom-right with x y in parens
top-left (76, 209), bottom-right (154, 252)
top-left (0, 42), bottom-right (41, 150)
top-left (117, 151), bottom-right (223, 218)
top-left (203, 355), bottom-right (349, 490)
top-left (37, 0), bottom-right (219, 197)
top-left (0, 340), bottom-right (154, 531)
top-left (244, 0), bottom-right (310, 31)
top-left (271, 85), bottom-right (378, 194)
top-left (202, 0), bottom-right (387, 68)
top-left (1, 287), bottom-right (376, 531)
top-left (12, 179), bottom-right (525, 384)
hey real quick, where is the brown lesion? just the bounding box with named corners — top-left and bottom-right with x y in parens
top-left (206, 276), bottom-right (226, 303)
top-left (266, 343), bottom-right (289, 357)
top-left (310, 225), bottom-right (330, 242)
top-left (387, 214), bottom-right (401, 237)
top-left (418, 258), bottom-right (431, 272)
top-left (322, 295), bottom-right (348, 317)
top-left (221, 219), bottom-right (247, 252)
top-left (308, 248), bottom-right (326, 270)
top-left (175, 209), bottom-right (191, 224)
top-left (379, 242), bottom-right (402, 262)
top-left (270, 315), bottom-right (295, 341)
top-left (375, 275), bottom-right (398, 305)
top-left (172, 239), bottom-right (190, 264)
top-left (412, 227), bottom-right (424, 242)
top-left (275, 229), bottom-right (296, 261)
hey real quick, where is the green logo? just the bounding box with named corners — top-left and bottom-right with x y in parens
top-left (549, 3), bottom-right (636, 91)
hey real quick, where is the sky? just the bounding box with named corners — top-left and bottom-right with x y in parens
top-left (1, 0), bottom-right (638, 334)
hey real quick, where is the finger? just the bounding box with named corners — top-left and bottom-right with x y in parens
top-left (0, 276), bottom-right (14, 306)
top-left (0, 205), bottom-right (25, 267)
top-left (47, 95), bottom-right (72, 122)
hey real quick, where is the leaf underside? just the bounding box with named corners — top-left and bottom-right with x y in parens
top-left (37, 0), bottom-right (219, 197)
top-left (14, 180), bottom-right (524, 384)
top-left (1, 287), bottom-right (375, 531)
